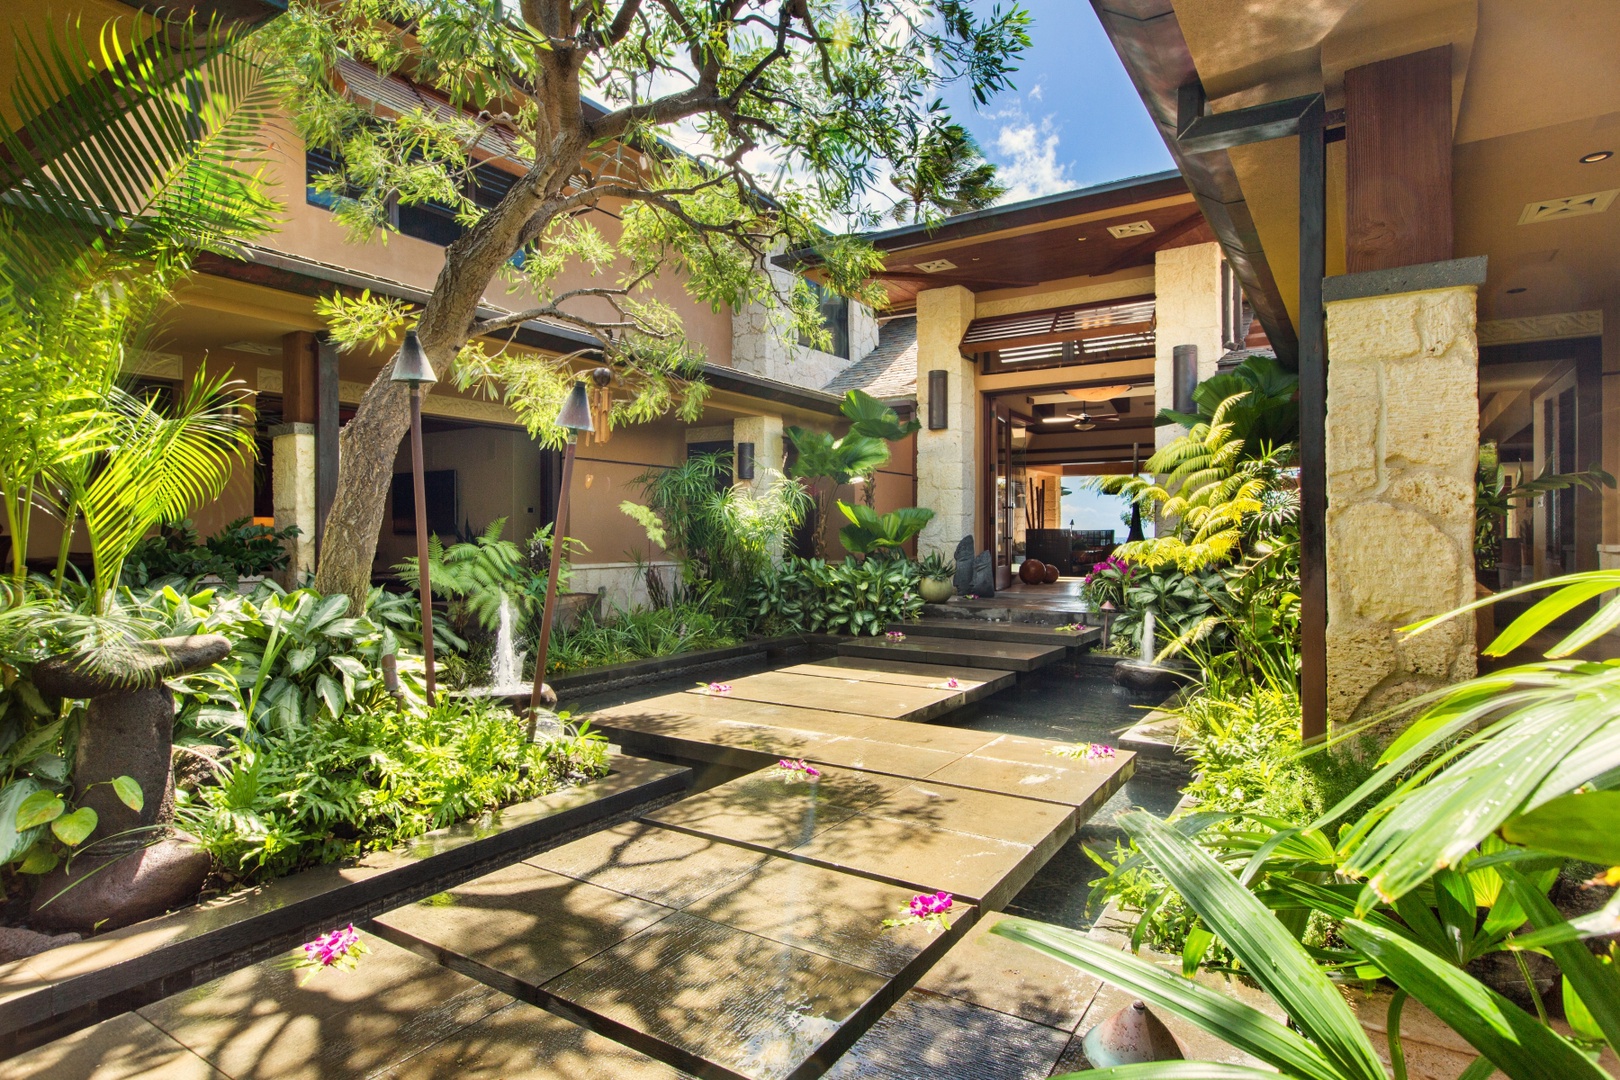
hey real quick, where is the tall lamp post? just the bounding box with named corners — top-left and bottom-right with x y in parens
top-left (391, 330), bottom-right (438, 706)
top-left (527, 375), bottom-right (597, 729)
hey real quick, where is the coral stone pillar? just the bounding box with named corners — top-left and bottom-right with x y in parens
top-left (1153, 242), bottom-right (1225, 448)
top-left (732, 414), bottom-right (784, 493)
top-left (1323, 258), bottom-right (1485, 729)
top-left (270, 423), bottom-right (318, 584)
top-left (914, 286), bottom-right (978, 557)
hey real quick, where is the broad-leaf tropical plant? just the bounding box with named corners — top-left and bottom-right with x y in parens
top-left (836, 501), bottom-right (934, 557)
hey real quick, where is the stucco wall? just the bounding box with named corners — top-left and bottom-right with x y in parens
top-left (1325, 284), bottom-right (1480, 728)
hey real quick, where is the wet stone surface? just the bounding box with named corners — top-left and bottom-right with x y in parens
top-left (541, 911), bottom-right (889, 1080)
top-left (820, 988), bottom-right (1070, 1080)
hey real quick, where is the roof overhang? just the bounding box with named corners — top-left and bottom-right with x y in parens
top-left (1089, 0), bottom-right (1299, 364)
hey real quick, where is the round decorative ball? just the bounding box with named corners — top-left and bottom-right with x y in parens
top-left (1018, 559), bottom-right (1046, 585)
top-left (1042, 562), bottom-right (1061, 584)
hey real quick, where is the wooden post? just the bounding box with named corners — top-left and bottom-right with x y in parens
top-left (409, 385), bottom-right (436, 706)
top-left (315, 334), bottom-right (340, 557)
top-left (527, 435), bottom-right (577, 730)
top-left (1298, 96), bottom-right (1328, 743)
top-left (1344, 46), bottom-right (1453, 273)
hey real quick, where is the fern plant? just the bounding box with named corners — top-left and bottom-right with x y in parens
top-left (393, 517), bottom-right (563, 634)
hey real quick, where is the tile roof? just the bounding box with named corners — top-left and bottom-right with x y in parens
top-left (821, 317), bottom-right (918, 400)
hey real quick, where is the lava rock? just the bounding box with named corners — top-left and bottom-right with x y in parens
top-left (33, 635), bottom-right (230, 699)
top-left (29, 838), bottom-right (211, 933)
top-left (952, 535), bottom-right (976, 594)
top-left (1111, 659), bottom-right (1195, 693)
top-left (0, 926), bottom-right (81, 963)
top-left (969, 551), bottom-right (995, 597)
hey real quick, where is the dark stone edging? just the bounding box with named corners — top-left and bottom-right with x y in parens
top-left (549, 635), bottom-right (832, 697)
top-left (0, 755), bottom-right (690, 1059)
top-left (1322, 255), bottom-right (1488, 303)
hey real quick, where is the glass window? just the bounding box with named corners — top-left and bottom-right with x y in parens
top-left (799, 279), bottom-right (849, 359)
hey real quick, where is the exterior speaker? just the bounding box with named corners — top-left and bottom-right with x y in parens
top-left (927, 370), bottom-right (949, 430)
top-left (1172, 344), bottom-right (1198, 415)
top-left (736, 442), bottom-right (755, 480)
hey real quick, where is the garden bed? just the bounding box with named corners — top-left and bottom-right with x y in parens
top-left (0, 754), bottom-right (689, 1059)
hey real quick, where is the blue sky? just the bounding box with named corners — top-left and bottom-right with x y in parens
top-left (940, 2), bottom-right (1173, 201)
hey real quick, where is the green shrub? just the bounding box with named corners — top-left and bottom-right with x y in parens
top-left (176, 696), bottom-right (608, 883)
top-left (124, 517), bottom-right (302, 586)
top-left (748, 555), bottom-right (922, 636)
top-left (137, 583), bottom-right (430, 737)
top-left (544, 603), bottom-right (740, 674)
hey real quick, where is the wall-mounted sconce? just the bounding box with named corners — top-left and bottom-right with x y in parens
top-left (1172, 344), bottom-right (1198, 415)
top-left (736, 441), bottom-right (755, 480)
top-left (927, 369), bottom-right (949, 430)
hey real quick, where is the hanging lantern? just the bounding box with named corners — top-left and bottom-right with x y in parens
top-left (587, 366), bottom-right (614, 443)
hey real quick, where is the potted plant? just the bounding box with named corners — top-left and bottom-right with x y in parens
top-left (916, 552), bottom-right (956, 603)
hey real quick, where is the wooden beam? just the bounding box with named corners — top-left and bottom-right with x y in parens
top-left (280, 331), bottom-right (317, 424)
top-left (315, 334), bottom-right (340, 555)
top-left (1177, 93), bottom-right (1322, 155)
top-left (1299, 97), bottom-right (1329, 744)
top-left (1344, 47), bottom-right (1453, 273)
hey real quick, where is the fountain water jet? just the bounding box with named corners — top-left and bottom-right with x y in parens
top-left (489, 593), bottom-right (526, 692)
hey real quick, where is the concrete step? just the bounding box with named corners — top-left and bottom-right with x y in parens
top-left (885, 619), bottom-right (1100, 649)
top-left (838, 635), bottom-right (1066, 672)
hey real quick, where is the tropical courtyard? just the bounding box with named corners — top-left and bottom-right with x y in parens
top-left (0, 1), bottom-right (1617, 1078)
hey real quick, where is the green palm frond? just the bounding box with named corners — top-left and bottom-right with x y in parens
top-left (0, 9), bottom-right (283, 289)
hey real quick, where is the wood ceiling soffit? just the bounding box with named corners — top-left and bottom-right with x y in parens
top-left (1089, 0), bottom-right (1299, 363)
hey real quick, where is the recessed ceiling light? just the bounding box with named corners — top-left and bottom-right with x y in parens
top-left (1106, 220), bottom-right (1155, 239)
top-left (1580, 150), bottom-right (1614, 164)
top-left (914, 259), bottom-right (957, 273)
top-left (1506, 287), bottom-right (1528, 294)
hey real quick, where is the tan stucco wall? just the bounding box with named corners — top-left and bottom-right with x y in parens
top-left (1325, 284), bottom-right (1479, 727)
top-left (914, 286), bottom-right (979, 558)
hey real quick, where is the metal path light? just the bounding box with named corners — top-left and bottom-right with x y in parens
top-left (527, 371), bottom-right (602, 730)
top-left (391, 330), bottom-right (438, 705)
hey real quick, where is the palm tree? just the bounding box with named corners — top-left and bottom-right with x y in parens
top-left (890, 114), bottom-right (1006, 223)
top-left (0, 9), bottom-right (282, 592)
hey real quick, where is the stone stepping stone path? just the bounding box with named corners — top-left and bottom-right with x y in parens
top-left (837, 635), bottom-right (1067, 672)
top-left (884, 618), bottom-right (1102, 650)
top-left (14, 656), bottom-right (1135, 1079)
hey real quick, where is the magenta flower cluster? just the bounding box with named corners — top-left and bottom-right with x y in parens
top-left (706, 682), bottom-right (732, 694)
top-left (285, 924), bottom-right (367, 983)
top-left (945, 677), bottom-right (960, 688)
top-left (885, 630), bottom-right (906, 642)
top-left (1049, 742), bottom-right (1117, 762)
top-left (1083, 555), bottom-right (1132, 586)
top-left (908, 891), bottom-right (953, 918)
top-left (776, 758), bottom-right (821, 779)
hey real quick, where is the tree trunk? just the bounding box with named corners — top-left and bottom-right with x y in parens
top-left (312, 363), bottom-right (412, 610)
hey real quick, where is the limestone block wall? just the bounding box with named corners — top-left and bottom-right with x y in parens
top-left (1153, 242), bottom-right (1225, 447)
top-left (568, 561), bottom-right (680, 615)
top-left (1324, 284), bottom-right (1480, 727)
top-left (914, 286), bottom-right (979, 558)
top-left (731, 257), bottom-right (878, 390)
top-left (270, 425), bottom-right (317, 584)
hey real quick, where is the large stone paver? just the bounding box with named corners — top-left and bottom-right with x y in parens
top-left (542, 911), bottom-right (888, 1080)
top-left (780, 658), bottom-right (1014, 693)
top-left (0, 1012), bottom-right (223, 1079)
top-left (128, 931), bottom-right (681, 1080)
top-left (915, 913), bottom-right (1102, 1032)
top-left (688, 670), bottom-right (964, 721)
top-left (527, 820), bottom-right (772, 908)
top-left (838, 636), bottom-right (1066, 672)
top-left (372, 863), bottom-right (672, 996)
top-left (821, 988), bottom-right (1070, 1080)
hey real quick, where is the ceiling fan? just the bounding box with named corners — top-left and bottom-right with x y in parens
top-left (1071, 408), bottom-right (1122, 432)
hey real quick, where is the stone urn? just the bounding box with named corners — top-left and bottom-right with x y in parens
top-left (918, 576), bottom-right (954, 603)
top-left (1111, 658), bottom-right (1196, 694)
top-left (29, 635), bottom-right (229, 933)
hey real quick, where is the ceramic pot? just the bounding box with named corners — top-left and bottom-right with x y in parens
top-left (918, 576), bottom-right (955, 603)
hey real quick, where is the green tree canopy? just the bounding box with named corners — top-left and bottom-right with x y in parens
top-left (265, 0), bottom-right (1030, 607)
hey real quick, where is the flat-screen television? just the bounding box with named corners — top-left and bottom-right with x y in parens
top-left (391, 469), bottom-right (457, 538)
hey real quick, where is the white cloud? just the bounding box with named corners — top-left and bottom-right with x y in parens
top-left (1028, 80), bottom-right (1044, 102)
top-left (993, 114), bottom-right (1072, 203)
